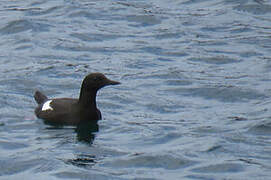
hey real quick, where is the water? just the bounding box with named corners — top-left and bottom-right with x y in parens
top-left (0, 0), bottom-right (271, 179)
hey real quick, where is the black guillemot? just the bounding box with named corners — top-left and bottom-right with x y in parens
top-left (34, 73), bottom-right (120, 126)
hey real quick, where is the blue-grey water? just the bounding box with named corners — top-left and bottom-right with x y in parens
top-left (0, 0), bottom-right (271, 179)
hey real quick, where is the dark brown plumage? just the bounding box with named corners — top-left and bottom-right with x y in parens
top-left (34, 73), bottom-right (120, 126)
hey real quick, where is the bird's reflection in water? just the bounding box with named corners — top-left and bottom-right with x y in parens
top-left (75, 121), bottom-right (99, 144)
top-left (66, 154), bottom-right (96, 167)
top-left (44, 121), bottom-right (99, 143)
top-left (45, 122), bottom-right (99, 167)
top-left (67, 122), bottom-right (99, 167)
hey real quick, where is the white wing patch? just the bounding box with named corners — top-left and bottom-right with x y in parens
top-left (42, 100), bottom-right (53, 111)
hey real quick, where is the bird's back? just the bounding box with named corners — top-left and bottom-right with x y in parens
top-left (35, 98), bottom-right (81, 125)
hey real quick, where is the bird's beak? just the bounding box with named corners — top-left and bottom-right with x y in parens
top-left (107, 79), bottom-right (121, 86)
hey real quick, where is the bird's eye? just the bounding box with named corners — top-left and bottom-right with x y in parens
top-left (95, 77), bottom-right (103, 81)
top-left (93, 77), bottom-right (99, 81)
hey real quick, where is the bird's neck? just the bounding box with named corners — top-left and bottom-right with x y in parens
top-left (79, 89), bottom-right (98, 109)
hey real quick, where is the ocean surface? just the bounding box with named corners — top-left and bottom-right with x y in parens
top-left (0, 0), bottom-right (271, 179)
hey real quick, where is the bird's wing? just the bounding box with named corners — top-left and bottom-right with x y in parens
top-left (36, 98), bottom-right (79, 125)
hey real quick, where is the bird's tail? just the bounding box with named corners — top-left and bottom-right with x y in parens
top-left (34, 91), bottom-right (48, 104)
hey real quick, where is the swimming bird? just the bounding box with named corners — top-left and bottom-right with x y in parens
top-left (34, 73), bottom-right (120, 126)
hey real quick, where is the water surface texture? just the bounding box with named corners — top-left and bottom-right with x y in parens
top-left (0, 0), bottom-right (271, 179)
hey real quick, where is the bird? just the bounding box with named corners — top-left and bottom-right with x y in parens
top-left (34, 73), bottom-right (120, 126)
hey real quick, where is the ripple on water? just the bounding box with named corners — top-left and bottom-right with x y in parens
top-left (54, 170), bottom-right (126, 180)
top-left (191, 163), bottom-right (245, 173)
top-left (248, 122), bottom-right (271, 136)
top-left (70, 33), bottom-right (120, 42)
top-left (25, 6), bottom-right (63, 16)
top-left (102, 153), bottom-right (195, 170)
top-left (146, 102), bottom-right (185, 114)
top-left (0, 140), bottom-right (28, 150)
top-left (188, 56), bottom-right (240, 64)
top-left (234, 4), bottom-right (271, 15)
top-left (165, 79), bottom-right (193, 86)
top-left (68, 10), bottom-right (107, 20)
top-left (230, 26), bottom-right (253, 34)
top-left (139, 46), bottom-right (189, 57)
top-left (126, 14), bottom-right (162, 26)
top-left (167, 86), bottom-right (267, 102)
top-left (0, 157), bottom-right (47, 176)
top-left (0, 19), bottom-right (51, 34)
